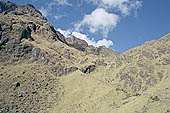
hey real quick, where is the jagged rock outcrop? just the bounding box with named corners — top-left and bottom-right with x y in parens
top-left (0, 1), bottom-right (65, 44)
top-left (51, 65), bottom-right (78, 76)
top-left (0, 1), bottom-right (17, 13)
top-left (56, 31), bottom-right (68, 44)
top-left (65, 36), bottom-right (88, 51)
top-left (85, 45), bottom-right (118, 56)
top-left (65, 35), bottom-right (119, 56)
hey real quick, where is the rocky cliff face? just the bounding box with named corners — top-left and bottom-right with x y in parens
top-left (0, 1), bottom-right (170, 113)
top-left (65, 36), bottom-right (119, 56)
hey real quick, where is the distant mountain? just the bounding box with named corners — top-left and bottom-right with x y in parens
top-left (0, 1), bottom-right (170, 113)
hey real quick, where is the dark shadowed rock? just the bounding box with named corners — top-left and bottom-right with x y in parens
top-left (66, 36), bottom-right (88, 51)
top-left (0, 1), bottom-right (17, 13)
top-left (80, 65), bottom-right (96, 74)
top-left (0, 24), bottom-right (1, 31)
top-left (12, 3), bottom-right (45, 19)
top-left (150, 95), bottom-right (160, 101)
top-left (0, 37), bottom-right (8, 47)
top-left (23, 44), bottom-right (33, 54)
top-left (56, 31), bottom-right (68, 44)
top-left (19, 26), bottom-right (34, 41)
top-left (0, 24), bottom-right (2, 38)
top-left (13, 82), bottom-right (21, 90)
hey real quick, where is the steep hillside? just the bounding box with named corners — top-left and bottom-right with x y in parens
top-left (0, 1), bottom-right (170, 113)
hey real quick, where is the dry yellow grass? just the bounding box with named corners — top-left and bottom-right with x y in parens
top-left (0, 2), bottom-right (170, 112)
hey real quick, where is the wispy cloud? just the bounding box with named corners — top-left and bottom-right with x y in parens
top-left (73, 0), bottom-right (142, 39)
top-left (39, 0), bottom-right (72, 19)
top-left (54, 15), bottom-right (64, 20)
top-left (85, 0), bottom-right (142, 16)
top-left (39, 7), bottom-right (49, 17)
top-left (75, 8), bottom-right (119, 38)
top-left (49, 0), bottom-right (72, 7)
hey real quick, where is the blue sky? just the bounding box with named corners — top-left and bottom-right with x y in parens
top-left (10, 0), bottom-right (170, 52)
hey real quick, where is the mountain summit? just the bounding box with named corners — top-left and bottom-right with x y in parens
top-left (0, 1), bottom-right (170, 113)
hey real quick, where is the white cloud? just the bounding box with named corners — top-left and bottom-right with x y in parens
top-left (39, 0), bottom-right (72, 17)
top-left (96, 39), bottom-right (113, 47)
top-left (75, 8), bottom-right (119, 38)
top-left (39, 7), bottom-right (49, 17)
top-left (54, 15), bottom-right (63, 20)
top-left (51, 0), bottom-right (72, 6)
top-left (39, 7), bottom-right (64, 20)
top-left (57, 28), bottom-right (72, 37)
top-left (72, 32), bottom-right (113, 48)
top-left (85, 0), bottom-right (142, 16)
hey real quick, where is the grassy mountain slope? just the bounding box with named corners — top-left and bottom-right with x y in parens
top-left (0, 1), bottom-right (170, 113)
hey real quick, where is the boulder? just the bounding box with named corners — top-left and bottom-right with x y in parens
top-left (13, 82), bottom-right (20, 90)
top-left (32, 48), bottom-right (41, 61)
top-left (80, 65), bottom-right (96, 74)
top-left (23, 44), bottom-right (33, 54)
top-left (162, 57), bottom-right (170, 65)
top-left (31, 48), bottom-right (49, 64)
top-left (150, 96), bottom-right (160, 101)
top-left (19, 26), bottom-right (34, 41)
top-left (142, 49), bottom-right (153, 59)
